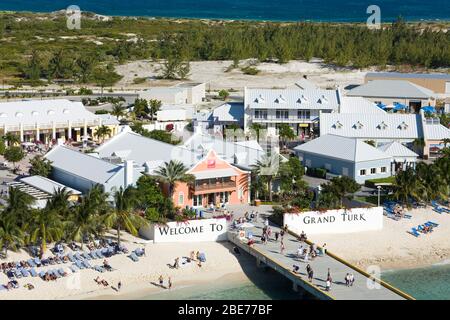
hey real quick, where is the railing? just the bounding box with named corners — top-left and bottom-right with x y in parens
top-left (253, 116), bottom-right (315, 123)
top-left (194, 181), bottom-right (236, 192)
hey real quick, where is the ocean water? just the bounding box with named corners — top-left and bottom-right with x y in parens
top-left (382, 264), bottom-right (450, 300)
top-left (0, 0), bottom-right (449, 22)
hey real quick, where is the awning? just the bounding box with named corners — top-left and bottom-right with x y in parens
top-left (421, 106), bottom-right (436, 113)
top-left (393, 102), bottom-right (407, 111)
top-left (193, 168), bottom-right (238, 180)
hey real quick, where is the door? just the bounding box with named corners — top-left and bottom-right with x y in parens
top-left (208, 193), bottom-right (215, 205)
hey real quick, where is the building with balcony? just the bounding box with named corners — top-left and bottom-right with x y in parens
top-left (0, 99), bottom-right (119, 145)
top-left (244, 87), bottom-right (341, 137)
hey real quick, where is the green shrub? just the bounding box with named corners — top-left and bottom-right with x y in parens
top-left (241, 66), bottom-right (260, 75)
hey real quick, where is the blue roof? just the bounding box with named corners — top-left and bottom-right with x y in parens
top-left (367, 72), bottom-right (450, 81)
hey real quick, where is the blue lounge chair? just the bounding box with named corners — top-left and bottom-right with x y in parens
top-left (412, 227), bottom-right (421, 235)
top-left (403, 214), bottom-right (412, 219)
top-left (75, 252), bottom-right (83, 261)
top-left (39, 271), bottom-right (46, 279)
top-left (408, 229), bottom-right (420, 237)
top-left (82, 260), bottom-right (91, 269)
top-left (29, 268), bottom-right (38, 277)
top-left (89, 252), bottom-right (97, 260)
top-left (128, 253), bottom-right (139, 262)
top-left (14, 269), bottom-right (22, 279)
top-left (94, 265), bottom-right (105, 273)
top-left (21, 268), bottom-right (29, 277)
top-left (75, 260), bottom-right (84, 270)
top-left (27, 259), bottom-right (36, 268)
top-left (33, 257), bottom-right (41, 266)
top-left (82, 252), bottom-right (91, 260)
top-left (70, 265), bottom-right (78, 273)
top-left (67, 253), bottom-right (75, 262)
top-left (58, 269), bottom-right (66, 277)
top-left (95, 250), bottom-right (104, 258)
top-left (52, 270), bottom-right (61, 279)
top-left (426, 221), bottom-right (439, 227)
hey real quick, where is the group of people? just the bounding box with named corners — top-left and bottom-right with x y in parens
top-left (158, 275), bottom-right (172, 290)
top-left (94, 276), bottom-right (110, 287)
top-left (345, 273), bottom-right (355, 286)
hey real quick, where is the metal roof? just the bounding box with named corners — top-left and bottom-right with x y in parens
top-left (45, 146), bottom-right (123, 184)
top-left (320, 113), bottom-right (423, 139)
top-left (245, 88), bottom-right (340, 110)
top-left (294, 134), bottom-right (392, 162)
top-left (347, 80), bottom-right (436, 99)
top-left (340, 97), bottom-right (386, 114)
top-left (366, 72), bottom-right (450, 81)
top-left (377, 141), bottom-right (418, 158)
top-left (424, 122), bottom-right (450, 140)
top-left (20, 175), bottom-right (81, 195)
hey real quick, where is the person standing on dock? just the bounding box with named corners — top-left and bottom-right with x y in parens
top-left (280, 240), bottom-right (285, 254)
top-left (326, 279), bottom-right (331, 291)
top-left (306, 264), bottom-right (314, 282)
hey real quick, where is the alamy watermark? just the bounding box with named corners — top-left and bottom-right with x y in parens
top-left (366, 5), bottom-right (381, 29)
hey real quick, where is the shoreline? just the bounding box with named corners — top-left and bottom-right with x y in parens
top-left (0, 9), bottom-right (449, 24)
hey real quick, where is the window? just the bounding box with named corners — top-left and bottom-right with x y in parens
top-left (276, 109), bottom-right (289, 119)
top-left (220, 192), bottom-right (229, 203)
top-left (193, 194), bottom-right (202, 206)
top-left (254, 109), bottom-right (267, 119)
top-left (297, 110), bottom-right (311, 119)
top-left (360, 169), bottom-right (366, 176)
top-left (178, 192), bottom-right (184, 205)
top-left (370, 168), bottom-right (376, 174)
top-left (380, 167), bottom-right (387, 173)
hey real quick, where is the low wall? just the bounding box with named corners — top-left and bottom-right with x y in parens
top-left (139, 218), bottom-right (228, 243)
top-left (284, 207), bottom-right (383, 235)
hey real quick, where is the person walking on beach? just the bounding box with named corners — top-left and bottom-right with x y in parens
top-left (325, 279), bottom-right (331, 291)
top-left (168, 277), bottom-right (172, 290)
top-left (306, 264), bottom-right (314, 282)
top-left (280, 240), bottom-right (285, 255)
top-left (345, 273), bottom-right (350, 287)
top-left (327, 268), bottom-right (332, 283)
top-left (349, 273), bottom-right (355, 286)
top-left (274, 231), bottom-right (279, 242)
top-left (118, 281), bottom-right (122, 291)
top-left (159, 275), bottom-right (164, 288)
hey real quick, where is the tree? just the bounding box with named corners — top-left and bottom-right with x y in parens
top-left (0, 214), bottom-right (24, 258)
top-left (3, 132), bottom-right (20, 146)
top-left (29, 155), bottom-right (52, 177)
top-left (133, 98), bottom-right (149, 119)
top-left (320, 176), bottom-right (360, 208)
top-left (4, 146), bottom-right (25, 170)
top-left (94, 125), bottom-right (112, 143)
top-left (249, 123), bottom-right (264, 142)
top-left (393, 168), bottom-right (422, 206)
top-left (4, 187), bottom-right (35, 226)
top-left (45, 187), bottom-right (72, 218)
top-left (149, 99), bottom-right (162, 120)
top-left (76, 55), bottom-right (95, 83)
top-left (278, 124), bottom-right (296, 149)
top-left (103, 186), bottom-right (148, 246)
top-left (154, 160), bottom-right (195, 199)
top-left (159, 56), bottom-right (190, 80)
top-left (252, 153), bottom-right (282, 202)
top-left (24, 50), bottom-right (41, 81)
top-left (443, 138), bottom-right (450, 148)
top-left (29, 208), bottom-right (64, 258)
top-left (413, 138), bottom-right (425, 156)
top-left (111, 103), bottom-right (126, 120)
top-left (218, 89), bottom-right (230, 101)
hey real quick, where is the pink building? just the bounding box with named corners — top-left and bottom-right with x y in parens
top-left (169, 150), bottom-right (250, 208)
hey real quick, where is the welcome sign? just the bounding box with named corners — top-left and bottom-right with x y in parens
top-left (140, 218), bottom-right (228, 243)
top-left (284, 207), bottom-right (383, 235)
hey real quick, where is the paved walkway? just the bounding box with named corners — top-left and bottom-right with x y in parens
top-left (227, 205), bottom-right (407, 300)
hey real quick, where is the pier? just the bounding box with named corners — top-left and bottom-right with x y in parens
top-left (227, 209), bottom-right (414, 300)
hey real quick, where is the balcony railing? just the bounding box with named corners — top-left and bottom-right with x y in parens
top-left (194, 181), bottom-right (236, 192)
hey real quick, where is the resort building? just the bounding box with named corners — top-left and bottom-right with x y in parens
top-left (44, 145), bottom-right (142, 196)
top-left (377, 141), bottom-right (418, 172)
top-left (8, 175), bottom-right (82, 208)
top-left (294, 134), bottom-right (393, 184)
top-left (346, 80), bottom-right (436, 113)
top-left (94, 128), bottom-right (266, 207)
top-left (244, 87), bottom-right (341, 137)
top-left (0, 99), bottom-right (119, 145)
top-left (365, 72), bottom-right (450, 95)
top-left (137, 82), bottom-right (206, 105)
top-left (319, 111), bottom-right (450, 158)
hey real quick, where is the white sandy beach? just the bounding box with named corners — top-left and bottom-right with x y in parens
top-left (311, 207), bottom-right (450, 270)
top-left (0, 232), bottom-right (253, 300)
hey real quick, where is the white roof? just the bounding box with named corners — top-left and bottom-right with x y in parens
top-left (97, 114), bottom-right (120, 126)
top-left (294, 134), bottom-right (391, 162)
top-left (320, 113), bottom-right (423, 139)
top-left (424, 122), bottom-right (450, 140)
top-left (192, 168), bottom-right (239, 180)
top-left (45, 146), bottom-right (123, 184)
top-left (0, 99), bottom-right (99, 127)
top-left (235, 140), bottom-right (264, 151)
top-left (245, 88), bottom-right (340, 110)
top-left (295, 78), bottom-right (319, 90)
top-left (20, 175), bottom-right (81, 195)
top-left (377, 141), bottom-right (418, 158)
top-left (212, 102), bottom-right (244, 122)
top-left (340, 97), bottom-right (386, 114)
top-left (347, 80), bottom-right (435, 99)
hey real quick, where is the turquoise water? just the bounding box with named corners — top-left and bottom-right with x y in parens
top-left (382, 264), bottom-right (450, 300)
top-left (0, 1), bottom-right (449, 22)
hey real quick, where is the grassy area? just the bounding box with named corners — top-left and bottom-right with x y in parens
top-left (365, 176), bottom-right (396, 188)
top-left (355, 195), bottom-right (390, 206)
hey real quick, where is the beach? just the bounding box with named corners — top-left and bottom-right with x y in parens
top-left (0, 233), bottom-right (259, 300)
top-left (310, 207), bottom-right (450, 271)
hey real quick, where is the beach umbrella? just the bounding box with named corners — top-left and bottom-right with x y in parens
top-left (376, 102), bottom-right (387, 109)
top-left (393, 102), bottom-right (407, 111)
top-left (421, 105), bottom-right (436, 113)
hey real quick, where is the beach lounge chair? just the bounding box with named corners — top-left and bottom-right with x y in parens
top-left (426, 221), bottom-right (439, 227)
top-left (408, 229), bottom-right (420, 237)
top-left (70, 265), bottom-right (78, 273)
top-left (403, 214), bottom-right (412, 219)
top-left (82, 260), bottom-right (92, 269)
top-left (33, 257), bottom-right (41, 267)
top-left (27, 259), bottom-right (36, 268)
top-left (128, 253), bottom-right (139, 262)
top-left (89, 252), bottom-right (97, 260)
top-left (21, 268), bottom-right (29, 277)
top-left (75, 260), bottom-right (84, 270)
top-left (14, 269), bottom-right (22, 279)
top-left (57, 269), bottom-right (66, 277)
top-left (67, 253), bottom-right (75, 262)
top-left (198, 253), bottom-right (206, 262)
top-left (75, 252), bottom-right (83, 261)
top-left (39, 271), bottom-right (46, 279)
top-left (29, 268), bottom-right (38, 277)
top-left (52, 270), bottom-right (61, 279)
top-left (0, 285), bottom-right (6, 291)
top-left (82, 252), bottom-right (91, 260)
top-left (95, 265), bottom-right (105, 273)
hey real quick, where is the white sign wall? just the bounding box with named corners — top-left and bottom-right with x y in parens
top-left (140, 218), bottom-right (228, 243)
top-left (284, 207), bottom-right (383, 235)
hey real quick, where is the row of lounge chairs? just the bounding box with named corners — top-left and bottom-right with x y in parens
top-left (127, 248), bottom-right (145, 262)
top-left (408, 221), bottom-right (439, 237)
top-left (431, 201), bottom-right (450, 214)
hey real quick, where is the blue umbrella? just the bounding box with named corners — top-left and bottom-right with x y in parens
top-left (421, 105), bottom-right (436, 113)
top-left (376, 102), bottom-right (387, 109)
top-left (393, 102), bottom-right (407, 111)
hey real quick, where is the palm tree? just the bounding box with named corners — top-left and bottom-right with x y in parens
top-left (393, 168), bottom-right (423, 206)
top-left (252, 153), bottom-right (281, 202)
top-left (46, 187), bottom-right (71, 217)
top-left (29, 208), bottom-right (64, 258)
top-left (5, 187), bottom-right (35, 226)
top-left (278, 124), bottom-right (296, 149)
top-left (3, 132), bottom-right (20, 146)
top-left (111, 103), bottom-right (126, 120)
top-left (94, 125), bottom-right (112, 143)
top-left (250, 123), bottom-right (264, 142)
top-left (0, 214), bottom-right (24, 258)
top-left (149, 99), bottom-right (162, 120)
top-left (416, 162), bottom-right (447, 203)
top-left (103, 186), bottom-right (148, 246)
top-left (443, 138), bottom-right (450, 148)
top-left (66, 198), bottom-right (101, 248)
top-left (413, 138), bottom-right (425, 157)
top-left (154, 160), bottom-right (195, 199)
